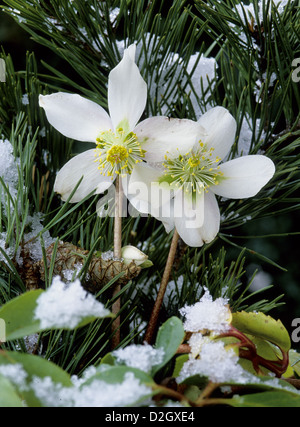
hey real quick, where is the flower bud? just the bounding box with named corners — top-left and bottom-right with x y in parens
top-left (121, 245), bottom-right (149, 266)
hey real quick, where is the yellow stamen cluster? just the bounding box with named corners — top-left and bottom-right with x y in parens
top-left (94, 127), bottom-right (145, 178)
top-left (106, 145), bottom-right (129, 165)
top-left (160, 141), bottom-right (223, 195)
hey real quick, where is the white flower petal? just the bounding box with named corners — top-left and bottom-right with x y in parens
top-left (211, 155), bottom-right (275, 199)
top-left (126, 163), bottom-right (175, 232)
top-left (129, 195), bottom-right (175, 234)
top-left (174, 192), bottom-right (220, 247)
top-left (108, 44), bottom-right (147, 132)
top-left (197, 192), bottom-right (220, 244)
top-left (135, 117), bottom-right (203, 162)
top-left (174, 190), bottom-right (205, 247)
top-left (158, 211), bottom-right (175, 234)
top-left (127, 162), bottom-right (172, 211)
top-left (128, 196), bottom-right (151, 216)
top-left (54, 149), bottom-right (113, 202)
top-left (39, 93), bottom-right (112, 142)
top-left (197, 106), bottom-right (237, 160)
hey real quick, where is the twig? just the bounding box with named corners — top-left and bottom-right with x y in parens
top-left (111, 176), bottom-right (123, 349)
top-left (144, 229), bottom-right (180, 344)
top-left (176, 344), bottom-right (191, 354)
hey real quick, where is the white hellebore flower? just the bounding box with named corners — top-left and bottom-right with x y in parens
top-left (127, 106), bottom-right (275, 247)
top-left (39, 44), bottom-right (200, 205)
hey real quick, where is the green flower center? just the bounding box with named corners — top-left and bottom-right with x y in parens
top-left (160, 141), bottom-right (223, 195)
top-left (94, 127), bottom-right (145, 178)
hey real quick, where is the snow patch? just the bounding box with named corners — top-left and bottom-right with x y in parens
top-left (34, 276), bottom-right (110, 329)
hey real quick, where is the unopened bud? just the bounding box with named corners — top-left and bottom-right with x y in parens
top-left (121, 245), bottom-right (150, 267)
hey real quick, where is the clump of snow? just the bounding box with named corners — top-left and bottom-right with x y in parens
top-left (0, 362), bottom-right (152, 407)
top-left (235, 115), bottom-right (269, 158)
top-left (62, 262), bottom-right (83, 283)
top-left (247, 264), bottom-right (273, 292)
top-left (34, 276), bottom-right (111, 329)
top-left (30, 372), bottom-right (152, 407)
top-left (101, 250), bottom-right (114, 261)
top-left (70, 366), bottom-right (98, 388)
top-left (235, 0), bottom-right (289, 25)
top-left (254, 72), bottom-right (277, 104)
top-left (109, 7), bottom-right (120, 22)
top-left (230, 1), bottom-right (289, 48)
top-left (0, 212), bottom-right (56, 267)
top-left (22, 94), bottom-right (29, 105)
top-left (0, 363), bottom-right (29, 392)
top-left (23, 333), bottom-right (40, 354)
top-left (185, 54), bottom-right (217, 118)
top-left (0, 232), bottom-right (19, 265)
top-left (177, 338), bottom-right (254, 384)
top-left (0, 140), bottom-right (56, 266)
top-left (114, 35), bottom-right (217, 118)
top-left (113, 343), bottom-right (165, 374)
top-left (179, 287), bottom-right (231, 334)
top-left (0, 139), bottom-right (20, 209)
top-left (100, 250), bottom-right (123, 263)
top-left (23, 213), bottom-right (56, 264)
top-left (188, 333), bottom-right (208, 358)
top-left (237, 117), bottom-right (254, 156)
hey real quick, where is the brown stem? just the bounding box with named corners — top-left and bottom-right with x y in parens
top-left (176, 344), bottom-right (191, 354)
top-left (144, 229), bottom-right (180, 344)
top-left (196, 381), bottom-right (220, 403)
top-left (219, 326), bottom-right (289, 377)
top-left (111, 176), bottom-right (123, 349)
top-left (152, 384), bottom-right (193, 406)
top-left (284, 378), bottom-right (300, 390)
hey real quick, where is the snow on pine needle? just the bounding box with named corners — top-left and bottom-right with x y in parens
top-left (34, 276), bottom-right (111, 330)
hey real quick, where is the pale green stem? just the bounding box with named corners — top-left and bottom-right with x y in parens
top-left (111, 176), bottom-right (123, 349)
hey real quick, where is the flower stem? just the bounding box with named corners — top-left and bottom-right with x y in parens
top-left (111, 175), bottom-right (123, 349)
top-left (113, 176), bottom-right (123, 259)
top-left (152, 384), bottom-right (193, 406)
top-left (144, 229), bottom-right (180, 344)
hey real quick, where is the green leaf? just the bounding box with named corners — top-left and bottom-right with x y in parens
top-left (232, 311), bottom-right (291, 352)
top-left (208, 374), bottom-right (300, 407)
top-left (0, 374), bottom-right (23, 407)
top-left (0, 351), bottom-right (72, 407)
top-left (100, 353), bottom-right (116, 366)
top-left (184, 385), bottom-right (202, 402)
top-left (152, 316), bottom-right (185, 375)
top-left (83, 365), bottom-right (155, 387)
top-left (140, 259), bottom-right (154, 269)
top-left (172, 354), bottom-right (189, 378)
top-left (228, 390), bottom-right (300, 408)
top-left (0, 290), bottom-right (43, 341)
top-left (289, 350), bottom-right (300, 377)
top-left (0, 289), bottom-right (112, 341)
